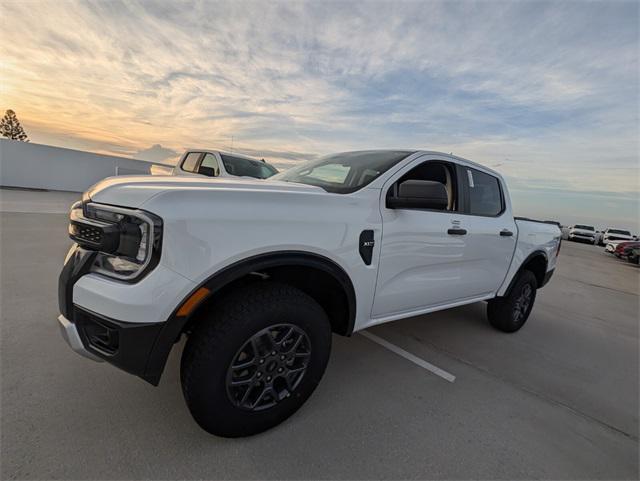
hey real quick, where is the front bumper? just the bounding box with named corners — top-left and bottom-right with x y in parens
top-left (569, 234), bottom-right (595, 242)
top-left (58, 314), bottom-right (103, 362)
top-left (58, 245), bottom-right (194, 385)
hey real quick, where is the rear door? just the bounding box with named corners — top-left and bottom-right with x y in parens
top-left (455, 165), bottom-right (517, 296)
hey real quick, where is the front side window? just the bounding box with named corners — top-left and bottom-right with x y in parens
top-left (181, 152), bottom-right (201, 173)
top-left (466, 168), bottom-right (503, 216)
top-left (272, 150), bottom-right (413, 194)
top-left (390, 161), bottom-right (458, 211)
top-left (199, 153), bottom-right (220, 177)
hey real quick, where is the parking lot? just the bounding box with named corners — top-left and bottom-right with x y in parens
top-left (1, 190), bottom-right (638, 479)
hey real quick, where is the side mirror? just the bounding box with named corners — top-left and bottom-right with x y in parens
top-left (387, 180), bottom-right (449, 210)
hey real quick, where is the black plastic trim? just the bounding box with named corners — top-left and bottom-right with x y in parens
top-left (58, 245), bottom-right (97, 319)
top-left (540, 267), bottom-right (555, 288)
top-left (503, 250), bottom-right (549, 296)
top-left (143, 251), bottom-right (358, 385)
top-left (359, 230), bottom-right (374, 265)
top-left (73, 306), bottom-right (164, 380)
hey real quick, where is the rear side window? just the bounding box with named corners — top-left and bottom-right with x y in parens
top-left (466, 168), bottom-right (503, 216)
top-left (181, 152), bottom-right (201, 172)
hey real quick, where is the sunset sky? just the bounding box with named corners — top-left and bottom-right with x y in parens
top-left (1, 0), bottom-right (638, 229)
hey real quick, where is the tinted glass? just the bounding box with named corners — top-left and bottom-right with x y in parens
top-left (272, 150), bottom-right (413, 194)
top-left (575, 225), bottom-right (595, 231)
top-left (609, 229), bottom-right (630, 235)
top-left (182, 152), bottom-right (201, 172)
top-left (199, 153), bottom-right (220, 177)
top-left (221, 155), bottom-right (277, 179)
top-left (467, 168), bottom-right (503, 216)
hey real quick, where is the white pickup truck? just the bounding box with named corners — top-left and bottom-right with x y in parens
top-left (172, 149), bottom-right (278, 179)
top-left (58, 150), bottom-right (561, 437)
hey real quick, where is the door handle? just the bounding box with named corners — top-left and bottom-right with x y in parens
top-left (447, 228), bottom-right (467, 235)
top-left (500, 229), bottom-right (514, 237)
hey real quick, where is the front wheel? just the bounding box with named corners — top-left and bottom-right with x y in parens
top-left (487, 270), bottom-right (537, 333)
top-left (180, 282), bottom-right (332, 437)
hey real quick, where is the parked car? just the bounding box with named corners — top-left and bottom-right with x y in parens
top-left (59, 150), bottom-right (561, 437)
top-left (568, 224), bottom-right (596, 244)
top-left (605, 241), bottom-right (623, 253)
top-left (600, 228), bottom-right (633, 246)
top-left (173, 149), bottom-right (278, 179)
top-left (613, 241), bottom-right (640, 258)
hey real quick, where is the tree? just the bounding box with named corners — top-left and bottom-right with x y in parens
top-left (0, 110), bottom-right (29, 141)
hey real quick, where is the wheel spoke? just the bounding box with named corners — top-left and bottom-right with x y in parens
top-left (251, 385), bottom-right (274, 409)
top-left (226, 323), bottom-right (311, 412)
top-left (277, 327), bottom-right (295, 346)
top-left (231, 357), bottom-right (256, 370)
top-left (230, 377), bottom-right (254, 387)
top-left (239, 383), bottom-right (256, 406)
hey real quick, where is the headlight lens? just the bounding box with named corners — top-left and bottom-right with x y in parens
top-left (69, 201), bottom-right (162, 281)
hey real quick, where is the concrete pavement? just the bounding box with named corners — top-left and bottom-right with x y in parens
top-left (1, 209), bottom-right (638, 479)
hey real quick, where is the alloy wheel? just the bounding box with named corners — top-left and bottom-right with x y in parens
top-left (226, 324), bottom-right (311, 411)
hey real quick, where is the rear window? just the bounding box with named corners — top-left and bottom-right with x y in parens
top-left (466, 168), bottom-right (503, 216)
top-left (182, 152), bottom-right (201, 172)
top-left (221, 155), bottom-right (277, 179)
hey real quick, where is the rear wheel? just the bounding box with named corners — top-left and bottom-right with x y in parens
top-left (487, 270), bottom-right (537, 333)
top-left (181, 282), bottom-right (332, 437)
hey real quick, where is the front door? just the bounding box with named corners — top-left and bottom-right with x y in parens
top-left (372, 157), bottom-right (474, 319)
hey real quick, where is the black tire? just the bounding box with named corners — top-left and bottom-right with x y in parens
top-left (180, 281), bottom-right (331, 437)
top-left (487, 270), bottom-right (537, 333)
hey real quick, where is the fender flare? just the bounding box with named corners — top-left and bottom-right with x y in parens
top-left (502, 250), bottom-right (548, 297)
top-left (142, 251), bottom-right (356, 385)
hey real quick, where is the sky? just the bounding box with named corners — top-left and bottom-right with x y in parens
top-left (1, 0), bottom-right (638, 230)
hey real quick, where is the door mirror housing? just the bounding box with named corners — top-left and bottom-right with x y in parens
top-left (387, 180), bottom-right (449, 210)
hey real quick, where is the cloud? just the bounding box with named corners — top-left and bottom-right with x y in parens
top-left (0, 0), bottom-right (637, 227)
top-left (133, 144), bottom-right (179, 164)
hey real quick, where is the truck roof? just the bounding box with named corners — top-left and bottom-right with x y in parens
top-left (183, 148), bottom-right (264, 162)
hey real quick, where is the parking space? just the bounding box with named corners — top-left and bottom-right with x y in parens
top-left (1, 202), bottom-right (638, 479)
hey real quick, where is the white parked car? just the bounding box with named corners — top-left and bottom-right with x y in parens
top-left (568, 224), bottom-right (596, 244)
top-left (173, 149), bottom-right (278, 179)
top-left (59, 150), bottom-right (561, 437)
top-left (600, 228), bottom-right (633, 246)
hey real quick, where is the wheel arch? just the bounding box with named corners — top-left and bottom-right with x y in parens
top-left (503, 250), bottom-right (548, 297)
top-left (142, 251), bottom-right (356, 385)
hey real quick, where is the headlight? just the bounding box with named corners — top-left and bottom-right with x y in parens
top-left (68, 200), bottom-right (162, 281)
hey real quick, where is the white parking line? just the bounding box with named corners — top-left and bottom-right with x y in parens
top-left (360, 331), bottom-right (456, 383)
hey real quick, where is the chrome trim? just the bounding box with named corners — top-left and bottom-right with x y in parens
top-left (58, 314), bottom-right (103, 362)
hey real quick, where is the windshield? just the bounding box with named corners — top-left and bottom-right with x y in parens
top-left (221, 154), bottom-right (278, 179)
top-left (574, 225), bottom-right (595, 231)
top-left (272, 150), bottom-right (413, 193)
top-left (609, 229), bottom-right (630, 235)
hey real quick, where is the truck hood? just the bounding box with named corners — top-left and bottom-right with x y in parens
top-left (87, 175), bottom-right (324, 208)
